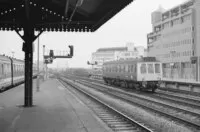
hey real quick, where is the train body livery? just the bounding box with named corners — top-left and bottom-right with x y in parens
top-left (102, 57), bottom-right (162, 92)
top-left (0, 55), bottom-right (37, 91)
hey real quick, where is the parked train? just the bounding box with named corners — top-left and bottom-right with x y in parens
top-left (0, 54), bottom-right (37, 91)
top-left (102, 57), bottom-right (162, 92)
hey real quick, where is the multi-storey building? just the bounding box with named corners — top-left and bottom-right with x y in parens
top-left (91, 43), bottom-right (146, 69)
top-left (147, 0), bottom-right (200, 83)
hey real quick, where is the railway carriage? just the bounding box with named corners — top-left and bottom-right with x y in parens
top-left (0, 54), bottom-right (37, 91)
top-left (102, 57), bottom-right (162, 92)
top-left (12, 59), bottom-right (25, 84)
top-left (0, 55), bottom-right (12, 89)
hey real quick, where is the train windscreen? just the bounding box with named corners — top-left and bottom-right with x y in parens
top-left (147, 64), bottom-right (154, 74)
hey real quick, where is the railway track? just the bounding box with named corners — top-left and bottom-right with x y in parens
top-left (73, 78), bottom-right (200, 131)
top-left (64, 74), bottom-right (200, 110)
top-left (62, 75), bottom-right (200, 113)
top-left (158, 87), bottom-right (200, 97)
top-left (59, 77), bottom-right (154, 132)
top-left (150, 91), bottom-right (200, 109)
top-left (64, 73), bottom-right (200, 96)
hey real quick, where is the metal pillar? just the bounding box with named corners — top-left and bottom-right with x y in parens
top-left (24, 32), bottom-right (34, 107)
top-left (23, 0), bottom-right (34, 107)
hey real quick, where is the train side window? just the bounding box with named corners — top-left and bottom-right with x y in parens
top-left (130, 65), bottom-right (133, 72)
top-left (128, 65), bottom-right (130, 72)
top-left (6, 64), bottom-right (9, 74)
top-left (155, 63), bottom-right (161, 73)
top-left (0, 64), bottom-right (2, 75)
top-left (125, 65), bottom-right (128, 73)
top-left (122, 65), bottom-right (125, 72)
top-left (117, 65), bottom-right (120, 72)
top-left (140, 64), bottom-right (146, 74)
top-left (148, 64), bottom-right (154, 74)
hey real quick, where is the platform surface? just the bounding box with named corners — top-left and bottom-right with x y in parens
top-left (0, 79), bottom-right (112, 132)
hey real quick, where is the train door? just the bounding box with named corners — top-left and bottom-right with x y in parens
top-left (137, 63), bottom-right (147, 81)
top-left (154, 63), bottom-right (162, 80)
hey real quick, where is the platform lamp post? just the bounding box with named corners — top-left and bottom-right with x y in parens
top-left (36, 36), bottom-right (40, 92)
top-left (43, 45), bottom-right (46, 79)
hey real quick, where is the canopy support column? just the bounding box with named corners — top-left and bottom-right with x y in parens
top-left (23, 27), bottom-right (34, 107)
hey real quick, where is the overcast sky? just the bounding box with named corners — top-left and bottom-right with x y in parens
top-left (0, 0), bottom-right (185, 68)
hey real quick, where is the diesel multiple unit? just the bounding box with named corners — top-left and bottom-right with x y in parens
top-left (102, 57), bottom-right (162, 92)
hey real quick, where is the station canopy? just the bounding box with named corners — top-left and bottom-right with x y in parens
top-left (0, 0), bottom-right (134, 32)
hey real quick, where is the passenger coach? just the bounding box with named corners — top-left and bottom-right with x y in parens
top-left (102, 57), bottom-right (162, 92)
top-left (0, 54), bottom-right (37, 91)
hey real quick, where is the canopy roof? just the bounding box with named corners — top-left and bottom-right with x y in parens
top-left (0, 0), bottom-right (134, 32)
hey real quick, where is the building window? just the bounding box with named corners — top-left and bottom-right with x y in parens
top-left (181, 14), bottom-right (191, 23)
top-left (172, 18), bottom-right (180, 26)
top-left (163, 22), bottom-right (170, 29)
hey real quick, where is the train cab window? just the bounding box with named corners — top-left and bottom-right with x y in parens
top-left (147, 64), bottom-right (154, 74)
top-left (140, 64), bottom-right (147, 74)
top-left (155, 63), bottom-right (161, 73)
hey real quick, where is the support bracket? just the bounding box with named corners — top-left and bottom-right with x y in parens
top-left (15, 29), bottom-right (25, 40)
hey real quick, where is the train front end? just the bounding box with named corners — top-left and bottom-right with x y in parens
top-left (137, 61), bottom-right (162, 92)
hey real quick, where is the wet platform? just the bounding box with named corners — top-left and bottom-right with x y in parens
top-left (0, 79), bottom-right (112, 132)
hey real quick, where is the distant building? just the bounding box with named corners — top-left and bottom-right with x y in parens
top-left (147, 0), bottom-right (200, 82)
top-left (91, 43), bottom-right (146, 69)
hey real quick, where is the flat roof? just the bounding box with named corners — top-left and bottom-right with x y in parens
top-left (97, 47), bottom-right (127, 52)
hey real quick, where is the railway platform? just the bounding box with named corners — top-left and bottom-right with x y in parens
top-left (0, 79), bottom-right (112, 132)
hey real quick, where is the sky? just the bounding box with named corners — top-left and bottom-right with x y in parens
top-left (0, 0), bottom-right (186, 68)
